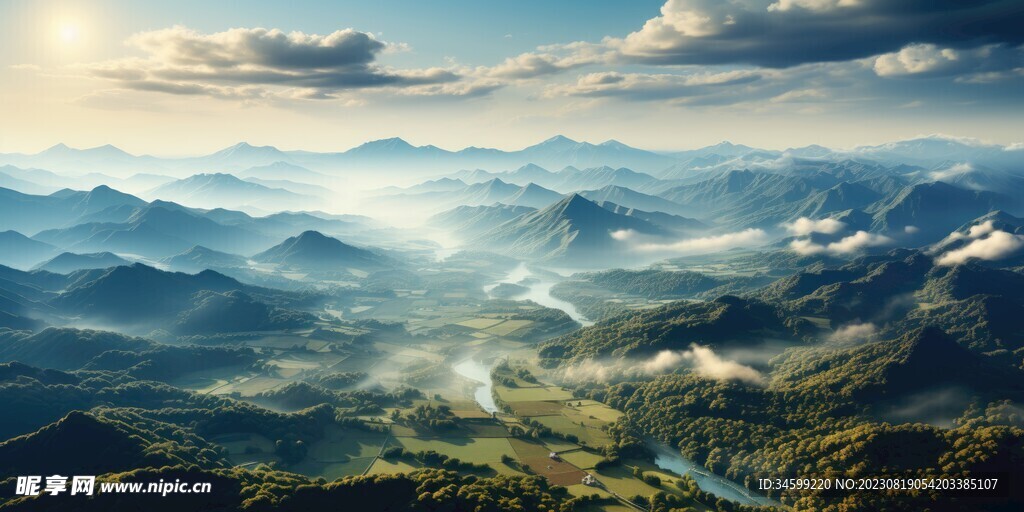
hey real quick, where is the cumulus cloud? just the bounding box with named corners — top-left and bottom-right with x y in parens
top-left (783, 217), bottom-right (846, 235)
top-left (936, 230), bottom-right (1024, 266)
top-left (609, 0), bottom-right (1024, 68)
top-left (790, 230), bottom-right (892, 255)
top-left (74, 25), bottom-right (470, 101)
top-left (874, 43), bottom-right (1024, 79)
top-left (613, 228), bottom-right (768, 254)
top-left (481, 45), bottom-right (608, 80)
top-left (873, 44), bottom-right (960, 77)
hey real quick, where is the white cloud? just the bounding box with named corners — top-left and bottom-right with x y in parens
top-left (544, 69), bottom-right (764, 102)
top-left (827, 230), bottom-right (893, 253)
top-left (790, 230), bottom-right (892, 255)
top-left (928, 162), bottom-right (975, 181)
top-left (677, 345), bottom-right (766, 385)
top-left (615, 228), bottom-right (768, 254)
top-left (830, 322), bottom-right (876, 343)
top-left (769, 88), bottom-right (826, 103)
top-left (564, 345), bottom-right (765, 385)
top-left (936, 230), bottom-right (1024, 266)
top-left (768, 0), bottom-right (861, 12)
top-left (73, 25), bottom-right (468, 101)
top-left (783, 216), bottom-right (845, 235)
top-left (873, 44), bottom-right (960, 77)
top-left (943, 220), bottom-right (997, 243)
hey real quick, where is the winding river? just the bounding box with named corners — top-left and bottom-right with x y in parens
top-left (648, 441), bottom-right (779, 507)
top-left (451, 358), bottom-right (499, 414)
top-left (464, 261), bottom-right (777, 508)
top-left (483, 263), bottom-right (594, 326)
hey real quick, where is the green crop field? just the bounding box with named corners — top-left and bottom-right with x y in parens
top-left (392, 437), bottom-right (516, 465)
top-left (366, 458), bottom-right (422, 475)
top-left (494, 385), bottom-right (574, 402)
top-left (510, 401), bottom-right (565, 416)
top-left (559, 450), bottom-right (606, 470)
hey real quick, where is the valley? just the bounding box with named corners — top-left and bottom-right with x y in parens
top-left (1, 134), bottom-right (1023, 512)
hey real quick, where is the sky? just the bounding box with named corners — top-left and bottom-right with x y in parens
top-left (1, 0), bottom-right (1023, 155)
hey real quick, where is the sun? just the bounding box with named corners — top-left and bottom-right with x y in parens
top-left (58, 22), bottom-right (80, 43)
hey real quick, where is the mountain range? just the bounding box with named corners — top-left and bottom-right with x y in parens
top-left (6, 135), bottom-right (1017, 180)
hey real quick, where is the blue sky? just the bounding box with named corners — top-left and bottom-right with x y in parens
top-left (1, 0), bottom-right (1022, 155)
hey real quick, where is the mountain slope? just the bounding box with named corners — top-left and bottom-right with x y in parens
top-left (427, 204), bottom-right (535, 239)
top-left (33, 204), bottom-right (275, 258)
top-left (252, 230), bottom-right (387, 271)
top-left (0, 231), bottom-right (58, 269)
top-left (581, 185), bottom-right (693, 216)
top-left (32, 252), bottom-right (130, 274)
top-left (470, 194), bottom-right (668, 265)
top-left (162, 245), bottom-right (248, 273)
top-left (147, 173), bottom-right (315, 211)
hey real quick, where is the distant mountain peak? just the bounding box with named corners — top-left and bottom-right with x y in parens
top-left (353, 137), bottom-right (414, 151)
top-left (213, 142), bottom-right (284, 156)
top-left (557, 193), bottom-right (597, 213)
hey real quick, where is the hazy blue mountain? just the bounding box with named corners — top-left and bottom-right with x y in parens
top-left (189, 142), bottom-right (296, 170)
top-left (580, 185), bottom-right (694, 216)
top-left (470, 194), bottom-right (667, 266)
top-left (427, 203), bottom-right (535, 238)
top-left (243, 177), bottom-right (333, 197)
top-left (922, 163), bottom-right (1024, 195)
top-left (237, 161), bottom-right (327, 182)
top-left (0, 143), bottom-right (167, 176)
top-left (376, 177), bottom-right (468, 196)
top-left (658, 170), bottom-right (840, 228)
top-left (503, 163), bottom-right (558, 185)
top-left (0, 231), bottom-right (58, 270)
top-left (292, 135), bottom-right (678, 174)
top-left (33, 204), bottom-right (276, 258)
top-left (511, 136), bottom-right (677, 174)
top-left (595, 201), bottom-right (707, 234)
top-left (253, 230), bottom-right (387, 271)
top-left (0, 264), bottom-right (68, 292)
top-left (237, 211), bottom-right (364, 239)
top-left (173, 289), bottom-right (315, 335)
top-left (668, 141), bottom-right (761, 161)
top-left (33, 252), bottom-right (130, 274)
top-left (161, 245), bottom-right (248, 273)
top-left (0, 186), bottom-right (146, 235)
top-left (790, 182), bottom-right (883, 220)
top-left (146, 172), bottom-right (315, 211)
top-left (49, 263), bottom-right (248, 323)
top-left (379, 178), bottom-right (563, 211)
top-left (551, 165), bottom-right (661, 192)
top-left (501, 182), bottom-right (565, 208)
top-left (450, 168), bottom-right (499, 183)
top-left (851, 136), bottom-right (1024, 171)
top-left (869, 182), bottom-right (1015, 241)
top-left (0, 167), bottom-right (57, 195)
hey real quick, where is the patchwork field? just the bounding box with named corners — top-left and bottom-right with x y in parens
top-left (494, 385), bottom-right (575, 402)
top-left (391, 437), bottom-right (516, 465)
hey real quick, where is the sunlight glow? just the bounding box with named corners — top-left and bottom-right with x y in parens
top-left (58, 22), bottom-right (80, 43)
